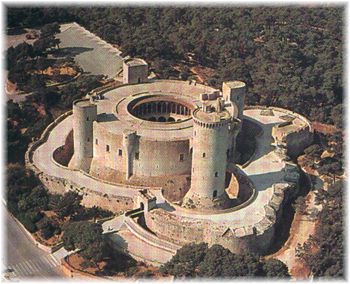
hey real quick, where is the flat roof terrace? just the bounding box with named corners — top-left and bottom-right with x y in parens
top-left (93, 80), bottom-right (218, 140)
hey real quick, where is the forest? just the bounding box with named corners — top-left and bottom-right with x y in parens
top-left (7, 6), bottom-right (343, 128)
top-left (6, 6), bottom-right (344, 279)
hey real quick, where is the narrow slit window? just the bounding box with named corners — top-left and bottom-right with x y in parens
top-left (179, 154), bottom-right (184, 162)
top-left (106, 145), bottom-right (110, 152)
top-left (203, 153), bottom-right (206, 158)
top-left (119, 149), bottom-right (122, 156)
top-left (135, 152), bottom-right (139, 160)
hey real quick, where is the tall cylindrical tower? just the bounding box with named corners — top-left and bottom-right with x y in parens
top-left (183, 102), bottom-right (233, 210)
top-left (71, 99), bottom-right (97, 170)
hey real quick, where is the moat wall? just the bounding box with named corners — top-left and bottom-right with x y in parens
top-left (144, 182), bottom-right (297, 255)
top-left (246, 105), bottom-right (314, 158)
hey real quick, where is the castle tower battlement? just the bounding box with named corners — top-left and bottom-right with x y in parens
top-left (183, 101), bottom-right (233, 210)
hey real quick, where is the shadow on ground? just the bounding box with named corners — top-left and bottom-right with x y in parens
top-left (52, 47), bottom-right (93, 57)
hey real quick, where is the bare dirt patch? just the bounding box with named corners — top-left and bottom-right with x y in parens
top-left (265, 190), bottom-right (320, 280)
top-left (66, 251), bottom-right (165, 280)
top-left (312, 121), bottom-right (339, 135)
top-left (6, 79), bottom-right (18, 94)
top-left (40, 66), bottom-right (78, 77)
top-left (190, 65), bottom-right (215, 84)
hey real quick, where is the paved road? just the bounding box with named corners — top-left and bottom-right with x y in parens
top-left (57, 23), bottom-right (124, 78)
top-left (4, 206), bottom-right (65, 280)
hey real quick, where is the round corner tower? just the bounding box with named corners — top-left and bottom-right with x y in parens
top-left (123, 58), bottom-right (149, 84)
top-left (183, 98), bottom-right (234, 210)
top-left (71, 99), bottom-right (97, 171)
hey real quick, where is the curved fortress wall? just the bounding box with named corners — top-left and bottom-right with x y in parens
top-left (144, 208), bottom-right (275, 255)
top-left (91, 122), bottom-right (192, 179)
top-left (71, 99), bottom-right (97, 171)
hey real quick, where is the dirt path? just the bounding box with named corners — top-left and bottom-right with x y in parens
top-left (189, 66), bottom-right (214, 84)
top-left (265, 189), bottom-right (321, 280)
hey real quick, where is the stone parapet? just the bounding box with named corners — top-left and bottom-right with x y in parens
top-left (124, 216), bottom-right (180, 254)
top-left (244, 105), bottom-right (313, 132)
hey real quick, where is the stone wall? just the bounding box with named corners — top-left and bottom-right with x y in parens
top-left (186, 112), bottom-right (231, 209)
top-left (145, 180), bottom-right (298, 255)
top-left (71, 99), bottom-right (97, 171)
top-left (37, 171), bottom-right (133, 213)
top-left (142, 104), bottom-right (305, 255)
top-left (135, 138), bottom-right (191, 176)
top-left (25, 110), bottom-right (134, 213)
top-left (92, 121), bottom-right (192, 177)
top-left (145, 206), bottom-right (276, 255)
top-left (245, 105), bottom-right (314, 158)
top-left (123, 58), bottom-right (148, 84)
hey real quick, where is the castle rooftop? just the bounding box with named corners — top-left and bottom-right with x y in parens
top-left (74, 99), bottom-right (94, 107)
top-left (223, 81), bottom-right (246, 88)
top-left (193, 108), bottom-right (231, 123)
top-left (124, 58), bottom-right (148, 67)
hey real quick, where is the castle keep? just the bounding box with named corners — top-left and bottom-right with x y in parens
top-left (27, 57), bottom-right (314, 259)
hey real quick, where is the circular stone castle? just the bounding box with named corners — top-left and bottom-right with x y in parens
top-left (27, 58), bottom-right (314, 258)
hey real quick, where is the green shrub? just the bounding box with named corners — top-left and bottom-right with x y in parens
top-left (18, 214), bottom-right (37, 233)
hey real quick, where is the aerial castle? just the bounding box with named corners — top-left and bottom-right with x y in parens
top-left (29, 57), bottom-right (314, 258)
top-left (69, 58), bottom-right (250, 212)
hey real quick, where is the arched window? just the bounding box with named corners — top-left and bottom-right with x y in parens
top-left (215, 172), bottom-right (218, 177)
top-left (202, 153), bottom-right (206, 158)
top-left (213, 190), bottom-right (217, 198)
